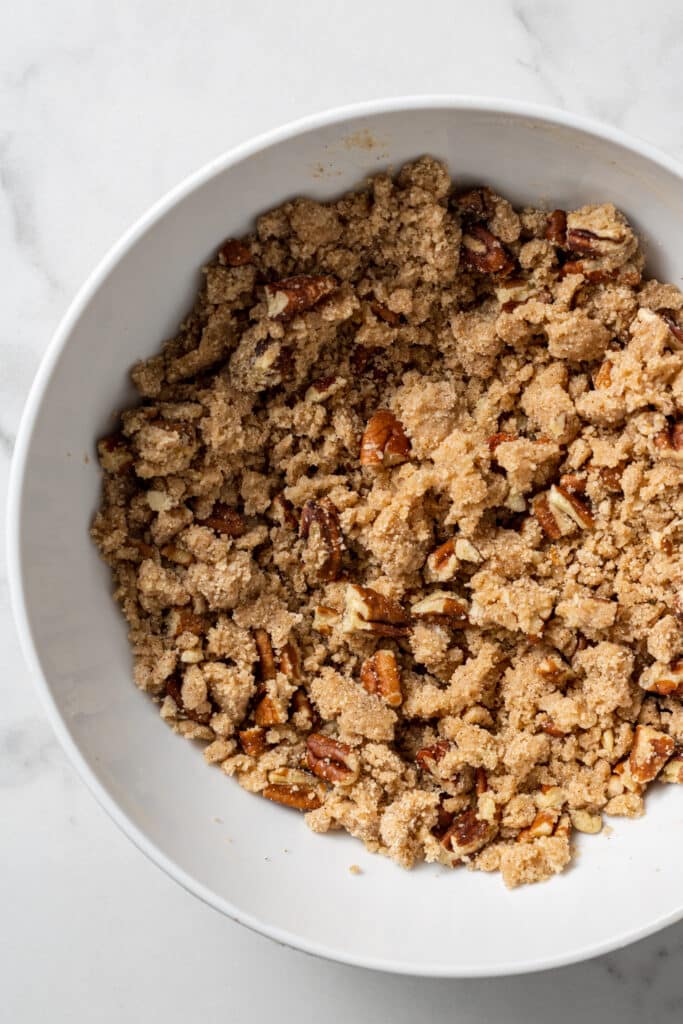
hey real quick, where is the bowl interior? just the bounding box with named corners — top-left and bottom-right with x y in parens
top-left (12, 101), bottom-right (683, 976)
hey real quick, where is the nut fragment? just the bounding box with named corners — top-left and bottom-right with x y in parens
top-left (517, 810), bottom-right (557, 842)
top-left (454, 538), bottom-right (482, 563)
top-left (654, 421), bottom-right (683, 463)
top-left (312, 605), bottom-right (340, 635)
top-left (278, 641), bottom-right (301, 681)
top-left (265, 274), bottom-right (337, 320)
top-left (370, 301), bottom-right (402, 326)
top-left (570, 809), bottom-right (603, 834)
top-left (300, 498), bottom-right (343, 581)
top-left (359, 409), bottom-right (411, 468)
top-left (638, 659), bottom-right (683, 697)
top-left (545, 209), bottom-right (567, 246)
top-left (97, 434), bottom-right (134, 474)
top-left (411, 591), bottom-right (468, 627)
top-left (360, 650), bottom-right (402, 707)
top-left (270, 493), bottom-right (298, 529)
top-left (661, 752), bottom-right (683, 784)
top-left (441, 808), bottom-right (497, 857)
top-left (660, 311), bottom-right (683, 348)
top-left (253, 628), bottom-right (277, 681)
top-left (593, 360), bottom-right (613, 389)
top-left (305, 375), bottom-right (346, 403)
top-left (452, 186), bottom-right (495, 221)
top-left (426, 538), bottom-right (458, 581)
top-left (306, 733), bottom-right (360, 784)
top-left (487, 431), bottom-right (517, 453)
top-left (239, 726), bottom-right (268, 757)
top-left (566, 227), bottom-right (623, 255)
top-left (628, 724), bottom-right (675, 785)
top-left (199, 503), bottom-right (245, 537)
top-left (165, 675), bottom-right (211, 725)
top-left (218, 238), bottom-right (252, 266)
top-left (342, 585), bottom-right (410, 637)
top-left (461, 224), bottom-right (515, 276)
top-left (536, 654), bottom-right (572, 684)
top-left (161, 542), bottom-right (193, 566)
top-left (533, 493), bottom-right (563, 540)
top-left (415, 739), bottom-right (450, 775)
top-left (548, 484), bottom-right (595, 530)
top-left (263, 768), bottom-right (325, 810)
top-left (167, 607), bottom-right (205, 637)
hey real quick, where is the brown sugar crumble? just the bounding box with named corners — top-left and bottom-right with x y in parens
top-left (92, 158), bottom-right (683, 888)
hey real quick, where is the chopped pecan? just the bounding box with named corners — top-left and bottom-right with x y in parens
top-left (278, 641), bottom-right (301, 681)
top-left (299, 498), bottom-right (343, 581)
top-left (536, 654), bottom-right (572, 684)
top-left (598, 465), bottom-right (623, 492)
top-left (532, 493), bottom-right (563, 541)
top-left (161, 543), bottom-right (193, 566)
top-left (475, 768), bottom-right (488, 796)
top-left (290, 689), bottom-right (317, 730)
top-left (254, 694), bottom-right (287, 727)
top-left (305, 375), bottom-right (346, 403)
top-left (97, 433), bottom-right (134, 474)
top-left (661, 752), bottom-right (683, 784)
top-left (359, 409), bottom-right (411, 468)
top-left (426, 538), bottom-right (458, 581)
top-left (517, 810), bottom-right (557, 842)
top-left (312, 605), bottom-right (340, 635)
top-left (416, 740), bottom-right (450, 775)
top-left (263, 768), bottom-right (325, 810)
top-left (566, 228), bottom-right (607, 255)
top-left (253, 628), bottom-right (277, 681)
top-left (461, 224), bottom-right (515, 276)
top-left (370, 301), bottom-right (401, 326)
top-left (628, 724), bottom-right (675, 785)
top-left (411, 591), bottom-right (468, 627)
top-left (487, 431), bottom-right (517, 453)
top-left (545, 209), bottom-right (567, 247)
top-left (167, 607), bottom-right (205, 637)
top-left (165, 675), bottom-right (211, 725)
top-left (559, 473), bottom-right (587, 496)
top-left (570, 809), bottom-right (603, 834)
top-left (306, 733), bottom-right (359, 784)
top-left (654, 421), bottom-right (683, 462)
top-left (441, 808), bottom-right (496, 857)
top-left (452, 186), bottom-right (495, 221)
top-left (593, 359), bottom-right (613, 389)
top-left (239, 726), bottom-right (268, 757)
top-left (638, 659), bottom-right (683, 698)
top-left (360, 649), bottom-right (402, 707)
top-left (342, 585), bottom-right (410, 637)
top-left (218, 238), bottom-right (252, 266)
top-left (265, 274), bottom-right (336, 320)
top-left (199, 502), bottom-right (245, 537)
top-left (270, 492), bottom-right (298, 530)
top-left (548, 484), bottom-right (594, 530)
top-left (660, 311), bottom-right (683, 347)
top-left (540, 718), bottom-right (567, 738)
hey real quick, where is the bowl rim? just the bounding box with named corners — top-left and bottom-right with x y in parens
top-left (8, 94), bottom-right (683, 978)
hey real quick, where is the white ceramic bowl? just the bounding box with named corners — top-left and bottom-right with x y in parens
top-left (9, 97), bottom-right (683, 977)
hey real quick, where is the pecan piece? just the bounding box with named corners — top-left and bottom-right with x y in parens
top-left (545, 209), bottom-right (567, 246)
top-left (415, 740), bottom-right (450, 775)
top-left (565, 227), bottom-right (605, 255)
top-left (263, 768), bottom-right (325, 810)
top-left (97, 433), bottom-right (134, 474)
top-left (300, 498), bottom-right (343, 581)
top-left (628, 724), bottom-right (675, 785)
top-left (441, 808), bottom-right (496, 857)
top-left (548, 484), bottom-right (594, 530)
top-left (661, 752), bottom-right (683, 784)
top-left (239, 726), bottom-right (268, 757)
top-left (660, 311), bottom-right (683, 347)
top-left (517, 810), bottom-right (557, 843)
top-left (341, 585), bottom-right (410, 637)
top-left (359, 409), bottom-right (411, 468)
top-left (306, 733), bottom-right (360, 785)
top-left (305, 375), bottom-right (346, 403)
top-left (199, 502), bottom-right (245, 537)
top-left (278, 641), bottom-right (301, 681)
top-left (461, 224), bottom-right (515, 276)
top-left (452, 186), bottom-right (495, 221)
top-left (290, 688), bottom-right (317, 731)
top-left (639, 659), bottom-right (683, 698)
top-left (218, 238), bottom-right (252, 266)
top-left (654, 421), bottom-right (683, 463)
top-left (270, 492), bottom-right (298, 529)
top-left (360, 650), bottom-right (402, 707)
top-left (253, 628), bottom-right (277, 681)
top-left (167, 607), bottom-right (206, 637)
top-left (487, 431), bottom-right (517, 453)
top-left (532, 493), bottom-right (562, 539)
top-left (165, 675), bottom-right (211, 725)
top-left (370, 301), bottom-right (401, 326)
top-left (540, 718), bottom-right (566, 738)
top-left (265, 274), bottom-right (336, 320)
top-left (426, 538), bottom-right (458, 582)
top-left (593, 359), bottom-right (613, 389)
top-left (312, 605), bottom-right (340, 635)
top-left (411, 591), bottom-right (468, 627)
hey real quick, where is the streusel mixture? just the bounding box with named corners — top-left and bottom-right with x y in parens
top-left (92, 158), bottom-right (683, 887)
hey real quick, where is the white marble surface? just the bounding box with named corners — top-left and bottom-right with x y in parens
top-left (3, 0), bottom-right (683, 1018)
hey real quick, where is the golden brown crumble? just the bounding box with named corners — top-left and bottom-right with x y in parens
top-left (92, 159), bottom-right (683, 888)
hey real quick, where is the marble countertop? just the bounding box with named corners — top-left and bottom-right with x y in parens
top-left (3, 0), bottom-right (683, 1018)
